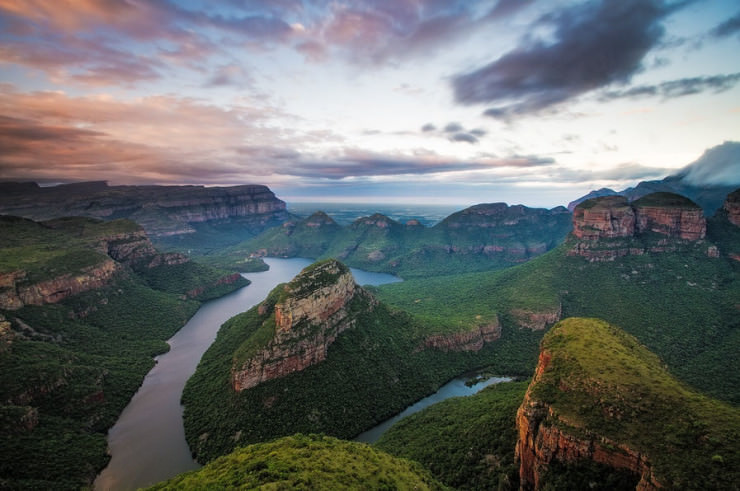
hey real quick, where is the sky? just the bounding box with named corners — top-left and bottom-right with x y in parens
top-left (0, 0), bottom-right (738, 208)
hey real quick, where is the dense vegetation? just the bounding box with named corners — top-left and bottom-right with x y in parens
top-left (377, 230), bottom-right (740, 404)
top-left (0, 216), bottom-right (247, 489)
top-left (183, 278), bottom-right (542, 463)
top-left (532, 318), bottom-right (740, 489)
top-left (149, 434), bottom-right (447, 490)
top-left (376, 381), bottom-right (528, 490)
top-left (209, 203), bottom-right (572, 278)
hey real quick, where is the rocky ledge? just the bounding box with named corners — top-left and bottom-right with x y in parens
top-left (725, 188), bottom-right (740, 227)
top-left (420, 319), bottom-right (501, 352)
top-left (231, 260), bottom-right (374, 391)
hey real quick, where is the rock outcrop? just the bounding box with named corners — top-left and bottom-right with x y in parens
top-left (725, 188), bottom-right (740, 227)
top-left (420, 320), bottom-right (501, 352)
top-left (0, 259), bottom-right (121, 310)
top-left (231, 260), bottom-right (374, 391)
top-left (515, 317), bottom-right (740, 490)
top-left (0, 182), bottom-right (290, 238)
top-left (569, 193), bottom-right (708, 260)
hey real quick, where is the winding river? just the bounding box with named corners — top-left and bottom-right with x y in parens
top-left (94, 258), bottom-right (401, 491)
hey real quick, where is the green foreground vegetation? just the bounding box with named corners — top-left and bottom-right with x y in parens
top-left (376, 381), bottom-right (528, 490)
top-left (0, 216), bottom-right (247, 489)
top-left (149, 434), bottom-right (447, 490)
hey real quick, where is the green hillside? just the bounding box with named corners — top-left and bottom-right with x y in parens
top-left (377, 231), bottom-right (740, 404)
top-left (149, 434), bottom-right (447, 490)
top-left (528, 318), bottom-right (740, 489)
top-left (209, 203), bottom-right (572, 278)
top-left (0, 216), bottom-right (247, 489)
top-left (376, 381), bottom-right (528, 490)
top-left (182, 261), bottom-right (541, 463)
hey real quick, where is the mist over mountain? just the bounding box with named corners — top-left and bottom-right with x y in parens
top-left (569, 141), bottom-right (740, 214)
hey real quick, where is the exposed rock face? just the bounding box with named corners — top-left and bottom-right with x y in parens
top-left (572, 196), bottom-right (635, 240)
top-left (510, 305), bottom-right (562, 331)
top-left (569, 193), bottom-right (707, 260)
top-left (232, 260), bottom-right (373, 391)
top-left (0, 259), bottom-right (121, 310)
top-left (0, 182), bottom-right (289, 238)
top-left (725, 188), bottom-right (740, 227)
top-left (421, 320), bottom-right (501, 352)
top-left (516, 350), bottom-right (660, 491)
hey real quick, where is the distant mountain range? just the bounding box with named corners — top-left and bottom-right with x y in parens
top-left (569, 141), bottom-right (740, 214)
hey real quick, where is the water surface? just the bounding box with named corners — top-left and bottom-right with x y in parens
top-left (95, 258), bottom-right (399, 490)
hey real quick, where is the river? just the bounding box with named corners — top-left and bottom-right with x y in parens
top-left (94, 258), bottom-right (400, 491)
top-left (354, 376), bottom-right (513, 444)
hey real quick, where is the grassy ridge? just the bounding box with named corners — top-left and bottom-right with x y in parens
top-left (533, 318), bottom-right (740, 489)
top-left (149, 434), bottom-right (447, 490)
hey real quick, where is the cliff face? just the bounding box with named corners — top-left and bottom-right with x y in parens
top-left (0, 182), bottom-right (289, 238)
top-left (420, 320), bottom-right (501, 352)
top-left (725, 188), bottom-right (740, 227)
top-left (569, 193), bottom-right (708, 260)
top-left (231, 260), bottom-right (374, 391)
top-left (515, 317), bottom-right (740, 491)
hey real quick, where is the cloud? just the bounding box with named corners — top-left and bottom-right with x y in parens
top-left (452, 0), bottom-right (685, 120)
top-left (678, 141), bottom-right (740, 186)
top-left (449, 133), bottom-right (479, 144)
top-left (443, 122), bottom-right (464, 132)
top-left (710, 12), bottom-right (740, 38)
top-left (599, 72), bottom-right (740, 100)
top-left (205, 64), bottom-right (253, 88)
top-left (421, 123), bottom-right (436, 132)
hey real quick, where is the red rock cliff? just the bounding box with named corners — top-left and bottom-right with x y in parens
top-left (420, 319), bottom-right (501, 352)
top-left (516, 350), bottom-right (660, 491)
top-left (572, 196), bottom-right (635, 240)
top-left (231, 260), bottom-right (374, 391)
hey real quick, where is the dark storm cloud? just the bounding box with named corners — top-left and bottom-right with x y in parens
top-left (453, 0), bottom-right (688, 120)
top-left (710, 12), bottom-right (740, 38)
top-left (599, 73), bottom-right (740, 100)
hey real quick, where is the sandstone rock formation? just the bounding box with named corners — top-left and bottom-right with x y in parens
top-left (510, 305), bottom-right (562, 331)
top-left (231, 260), bottom-right (374, 391)
top-left (569, 193), bottom-right (708, 260)
top-left (420, 320), bottom-right (501, 352)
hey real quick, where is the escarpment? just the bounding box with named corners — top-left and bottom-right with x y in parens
top-left (515, 318), bottom-right (740, 491)
top-left (420, 319), bottom-right (501, 352)
top-left (725, 188), bottom-right (740, 227)
top-left (569, 193), bottom-right (709, 260)
top-left (231, 260), bottom-right (375, 391)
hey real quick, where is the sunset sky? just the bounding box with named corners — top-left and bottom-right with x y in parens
top-left (0, 0), bottom-right (738, 207)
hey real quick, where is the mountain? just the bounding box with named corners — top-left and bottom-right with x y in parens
top-left (215, 202), bottom-right (572, 278)
top-left (0, 182), bottom-right (292, 254)
top-left (516, 318), bottom-right (739, 490)
top-left (182, 258), bottom-right (542, 463)
top-left (149, 434), bottom-right (446, 490)
top-left (568, 141), bottom-right (740, 215)
top-left (0, 215), bottom-right (247, 489)
top-left (377, 190), bottom-right (740, 405)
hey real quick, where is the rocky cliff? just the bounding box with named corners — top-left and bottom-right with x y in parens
top-left (231, 260), bottom-right (374, 391)
top-left (420, 320), bottom-right (501, 352)
top-left (515, 317), bottom-right (740, 490)
top-left (569, 193), bottom-right (709, 260)
top-left (0, 182), bottom-right (290, 239)
top-left (725, 188), bottom-right (740, 227)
